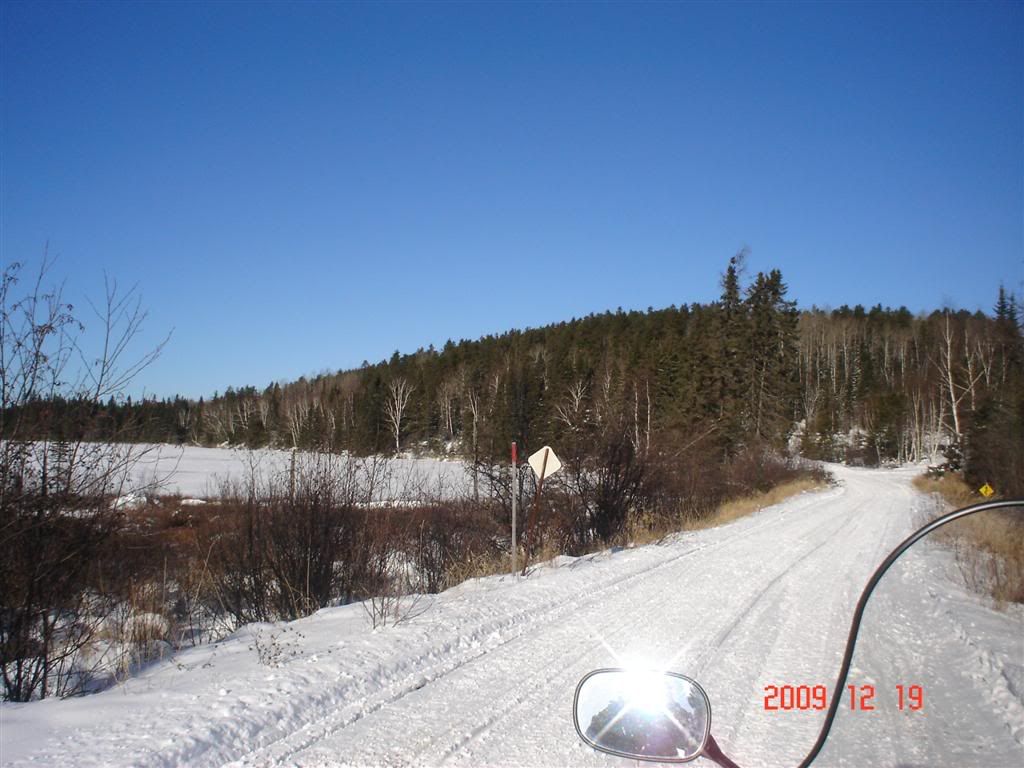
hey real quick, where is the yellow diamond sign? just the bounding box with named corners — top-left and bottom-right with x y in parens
top-left (979, 483), bottom-right (995, 498)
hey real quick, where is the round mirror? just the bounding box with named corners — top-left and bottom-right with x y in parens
top-left (573, 669), bottom-right (711, 762)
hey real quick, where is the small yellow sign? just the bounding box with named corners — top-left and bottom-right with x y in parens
top-left (979, 483), bottom-right (995, 498)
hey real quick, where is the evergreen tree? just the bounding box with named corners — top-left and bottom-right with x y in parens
top-left (715, 250), bottom-right (749, 457)
top-left (744, 269), bottom-right (799, 448)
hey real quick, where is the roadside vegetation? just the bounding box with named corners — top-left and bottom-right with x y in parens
top-left (3, 437), bottom-right (824, 700)
top-left (912, 472), bottom-right (976, 509)
top-left (690, 476), bottom-right (828, 530)
top-left (913, 472), bottom-right (1024, 608)
top-left (1, 260), bottom-right (169, 700)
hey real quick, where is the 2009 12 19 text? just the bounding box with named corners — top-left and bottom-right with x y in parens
top-left (763, 684), bottom-right (923, 712)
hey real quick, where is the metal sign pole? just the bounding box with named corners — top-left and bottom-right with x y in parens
top-left (518, 445), bottom-right (561, 577)
top-left (511, 441), bottom-right (518, 579)
top-left (521, 447), bottom-right (550, 576)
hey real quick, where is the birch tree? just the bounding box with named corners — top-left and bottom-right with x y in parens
top-left (937, 312), bottom-right (984, 441)
top-left (384, 377), bottom-right (415, 453)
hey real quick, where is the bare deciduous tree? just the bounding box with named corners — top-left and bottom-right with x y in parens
top-left (555, 380), bottom-right (588, 431)
top-left (436, 376), bottom-right (459, 442)
top-left (383, 376), bottom-right (415, 454)
top-left (937, 311), bottom-right (984, 441)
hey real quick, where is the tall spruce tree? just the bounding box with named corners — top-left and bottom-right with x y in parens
top-left (745, 269), bottom-right (799, 448)
top-left (716, 250), bottom-right (750, 457)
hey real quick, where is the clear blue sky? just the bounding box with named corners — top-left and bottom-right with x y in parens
top-left (2, 1), bottom-right (1021, 399)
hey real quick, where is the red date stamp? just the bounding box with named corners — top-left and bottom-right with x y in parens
top-left (764, 684), bottom-right (828, 711)
top-left (763, 684), bottom-right (924, 712)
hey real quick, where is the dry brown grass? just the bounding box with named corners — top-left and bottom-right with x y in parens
top-left (687, 477), bottom-right (827, 531)
top-left (614, 509), bottom-right (667, 547)
top-left (441, 475), bottom-right (831, 582)
top-left (444, 550), bottom-right (515, 585)
top-left (946, 513), bottom-right (1024, 607)
top-left (912, 472), bottom-right (975, 508)
top-left (607, 476), bottom-right (828, 547)
top-left (914, 470), bottom-right (1024, 607)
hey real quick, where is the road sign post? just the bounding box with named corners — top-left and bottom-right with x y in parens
top-left (521, 446), bottom-right (561, 576)
top-left (511, 442), bottom-right (518, 578)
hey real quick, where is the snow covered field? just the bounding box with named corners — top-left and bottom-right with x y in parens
top-left (2, 465), bottom-right (1021, 767)
top-left (115, 444), bottom-right (474, 502)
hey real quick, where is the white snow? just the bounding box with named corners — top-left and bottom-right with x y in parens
top-left (1, 464), bottom-right (1021, 767)
top-left (109, 444), bottom-right (474, 501)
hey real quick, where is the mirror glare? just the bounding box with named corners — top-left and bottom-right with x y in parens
top-left (575, 670), bottom-right (710, 761)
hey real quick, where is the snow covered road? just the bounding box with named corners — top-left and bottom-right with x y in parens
top-left (3, 465), bottom-right (1021, 767)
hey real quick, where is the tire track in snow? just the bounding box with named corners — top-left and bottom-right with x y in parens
top-left (231, 489), bottom-right (843, 767)
top-left (705, 470), bottom-right (944, 767)
top-left (287, 487), bottom-right (858, 767)
top-left (689, 506), bottom-right (859, 675)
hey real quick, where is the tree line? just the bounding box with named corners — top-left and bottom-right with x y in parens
top-left (10, 254), bottom-right (1022, 495)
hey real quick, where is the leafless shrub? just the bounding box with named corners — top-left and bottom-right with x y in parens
top-left (1, 260), bottom-right (167, 701)
top-left (99, 581), bottom-right (172, 685)
top-left (248, 625), bottom-right (305, 667)
top-left (199, 452), bottom-right (482, 628)
top-left (357, 510), bottom-right (408, 628)
top-left (201, 453), bottom-right (363, 625)
top-left (403, 502), bottom-right (504, 592)
top-left (362, 577), bottom-right (426, 630)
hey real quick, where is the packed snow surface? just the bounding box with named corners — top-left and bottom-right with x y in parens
top-left (2, 465), bottom-right (1022, 767)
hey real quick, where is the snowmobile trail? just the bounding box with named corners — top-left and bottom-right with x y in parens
top-left (248, 468), bottom-right (921, 767)
top-left (227, 493), bottom-right (802, 767)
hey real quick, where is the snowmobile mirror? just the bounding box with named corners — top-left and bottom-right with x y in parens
top-left (573, 668), bottom-right (711, 762)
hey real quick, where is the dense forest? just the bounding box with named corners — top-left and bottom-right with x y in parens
top-left (10, 256), bottom-right (1024, 495)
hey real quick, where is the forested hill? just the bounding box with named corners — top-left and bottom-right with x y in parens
top-left (21, 259), bottom-right (1024, 494)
